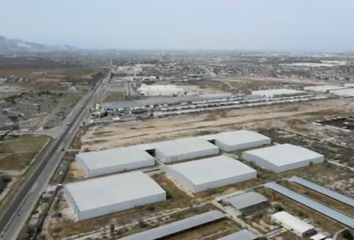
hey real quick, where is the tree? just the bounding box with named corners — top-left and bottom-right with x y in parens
top-left (274, 204), bottom-right (283, 212)
top-left (110, 224), bottom-right (115, 234)
top-left (138, 219), bottom-right (146, 228)
top-left (342, 229), bottom-right (354, 240)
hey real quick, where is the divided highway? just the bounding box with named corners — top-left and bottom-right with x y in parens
top-left (0, 69), bottom-right (111, 239)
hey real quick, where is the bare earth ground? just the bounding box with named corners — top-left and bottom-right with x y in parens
top-left (79, 99), bottom-right (354, 151)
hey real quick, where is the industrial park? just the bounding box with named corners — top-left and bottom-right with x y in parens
top-left (1, 50), bottom-right (354, 240)
top-left (2, 5), bottom-right (354, 238)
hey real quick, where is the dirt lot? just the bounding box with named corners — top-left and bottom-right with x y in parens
top-left (79, 99), bottom-right (354, 151)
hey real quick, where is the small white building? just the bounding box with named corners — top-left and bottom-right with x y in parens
top-left (154, 138), bottom-right (219, 163)
top-left (330, 88), bottom-right (354, 97)
top-left (304, 85), bottom-right (346, 93)
top-left (200, 130), bottom-right (271, 152)
top-left (164, 156), bottom-right (257, 193)
top-left (76, 147), bottom-right (155, 177)
top-left (272, 211), bottom-right (316, 237)
top-left (64, 172), bottom-right (166, 220)
top-left (251, 89), bottom-right (306, 98)
top-left (242, 144), bottom-right (324, 173)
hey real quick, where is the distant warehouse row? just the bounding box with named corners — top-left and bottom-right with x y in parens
top-left (64, 130), bottom-right (325, 221)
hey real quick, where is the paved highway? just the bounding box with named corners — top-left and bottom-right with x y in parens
top-left (0, 69), bottom-right (111, 240)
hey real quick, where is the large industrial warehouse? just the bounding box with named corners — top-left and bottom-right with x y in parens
top-left (200, 130), bottom-right (271, 152)
top-left (242, 144), bottom-right (324, 173)
top-left (64, 172), bottom-right (166, 220)
top-left (76, 146), bottom-right (155, 177)
top-left (164, 156), bottom-right (257, 193)
top-left (154, 137), bottom-right (219, 163)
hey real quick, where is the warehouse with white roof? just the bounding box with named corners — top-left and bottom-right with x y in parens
top-left (76, 146), bottom-right (155, 177)
top-left (330, 88), bottom-right (354, 97)
top-left (272, 211), bottom-right (316, 237)
top-left (64, 172), bottom-right (166, 220)
top-left (154, 138), bottom-right (219, 163)
top-left (164, 156), bottom-right (257, 193)
top-left (242, 144), bottom-right (324, 173)
top-left (251, 89), bottom-right (306, 98)
top-left (304, 85), bottom-right (346, 93)
top-left (200, 130), bottom-right (271, 152)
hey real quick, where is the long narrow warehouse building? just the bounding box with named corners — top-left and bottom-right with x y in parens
top-left (119, 210), bottom-right (225, 240)
top-left (164, 156), bottom-right (257, 193)
top-left (289, 176), bottom-right (354, 207)
top-left (199, 130), bottom-right (271, 152)
top-left (243, 144), bottom-right (324, 173)
top-left (64, 172), bottom-right (166, 220)
top-left (265, 182), bottom-right (354, 228)
top-left (76, 146), bottom-right (155, 177)
top-left (154, 137), bottom-right (219, 163)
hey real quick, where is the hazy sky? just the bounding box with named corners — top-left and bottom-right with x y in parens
top-left (1, 0), bottom-right (354, 51)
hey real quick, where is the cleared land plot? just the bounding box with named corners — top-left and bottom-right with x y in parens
top-left (79, 99), bottom-right (353, 152)
top-left (0, 134), bottom-right (52, 171)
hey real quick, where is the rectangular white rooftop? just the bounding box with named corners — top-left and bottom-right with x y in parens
top-left (154, 137), bottom-right (219, 163)
top-left (243, 144), bottom-right (324, 173)
top-left (76, 146), bottom-right (155, 177)
top-left (64, 172), bottom-right (166, 220)
top-left (251, 89), bottom-right (305, 98)
top-left (200, 130), bottom-right (271, 152)
top-left (304, 85), bottom-right (346, 93)
top-left (272, 211), bottom-right (315, 236)
top-left (164, 155), bottom-right (257, 192)
top-left (330, 88), bottom-right (354, 97)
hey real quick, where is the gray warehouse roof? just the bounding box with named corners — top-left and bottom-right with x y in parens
top-left (166, 156), bottom-right (257, 186)
top-left (202, 130), bottom-right (270, 147)
top-left (225, 192), bottom-right (267, 210)
top-left (289, 176), bottom-right (354, 208)
top-left (77, 146), bottom-right (154, 170)
top-left (154, 137), bottom-right (219, 158)
top-left (244, 144), bottom-right (324, 167)
top-left (265, 182), bottom-right (354, 228)
top-left (217, 230), bottom-right (257, 240)
top-left (65, 172), bottom-right (165, 212)
top-left (119, 210), bottom-right (225, 240)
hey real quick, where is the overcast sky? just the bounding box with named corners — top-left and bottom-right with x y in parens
top-left (1, 0), bottom-right (354, 51)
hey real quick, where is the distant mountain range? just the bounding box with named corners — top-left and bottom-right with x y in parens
top-left (0, 35), bottom-right (78, 53)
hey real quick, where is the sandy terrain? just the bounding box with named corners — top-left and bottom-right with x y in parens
top-left (80, 99), bottom-right (354, 151)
